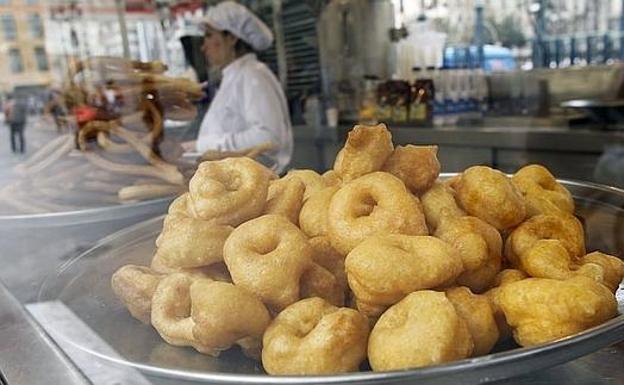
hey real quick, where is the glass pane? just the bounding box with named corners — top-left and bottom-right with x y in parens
top-left (34, 46), bottom-right (48, 71)
top-left (0, 4), bottom-right (621, 385)
top-left (0, 13), bottom-right (17, 40)
top-left (28, 13), bottom-right (43, 38)
top-left (8, 48), bottom-right (23, 73)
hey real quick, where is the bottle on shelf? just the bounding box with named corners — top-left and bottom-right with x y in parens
top-left (432, 67), bottom-right (446, 127)
top-left (409, 67), bottom-right (435, 126)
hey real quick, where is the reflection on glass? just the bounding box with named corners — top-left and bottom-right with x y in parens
top-left (28, 13), bottom-right (43, 38)
top-left (9, 48), bottom-right (23, 73)
top-left (1, 13), bottom-right (17, 40)
top-left (34, 46), bottom-right (48, 71)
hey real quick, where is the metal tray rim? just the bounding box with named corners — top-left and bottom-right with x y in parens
top-left (0, 197), bottom-right (173, 228)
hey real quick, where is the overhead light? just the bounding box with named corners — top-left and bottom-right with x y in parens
top-left (529, 2), bottom-right (541, 13)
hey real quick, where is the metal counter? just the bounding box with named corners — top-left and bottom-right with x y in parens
top-left (387, 126), bottom-right (624, 153)
top-left (143, 344), bottom-right (624, 385)
top-left (7, 297), bottom-right (624, 385)
top-left (293, 125), bottom-right (624, 184)
top-left (1, 266), bottom-right (623, 385)
top-left (0, 281), bottom-right (90, 385)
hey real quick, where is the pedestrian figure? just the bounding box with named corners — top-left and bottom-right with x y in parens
top-left (45, 90), bottom-right (68, 133)
top-left (4, 94), bottom-right (27, 154)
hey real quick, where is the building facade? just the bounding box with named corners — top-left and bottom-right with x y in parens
top-left (395, 0), bottom-right (623, 45)
top-left (43, 0), bottom-right (170, 85)
top-left (0, 0), bottom-right (52, 93)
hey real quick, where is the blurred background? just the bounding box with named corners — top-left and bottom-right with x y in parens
top-left (1, 0), bottom-right (624, 195)
top-left (0, 2), bottom-right (624, 385)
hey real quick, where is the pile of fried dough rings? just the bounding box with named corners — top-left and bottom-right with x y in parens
top-left (112, 123), bottom-right (624, 375)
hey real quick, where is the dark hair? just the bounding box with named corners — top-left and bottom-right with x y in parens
top-left (222, 31), bottom-right (254, 56)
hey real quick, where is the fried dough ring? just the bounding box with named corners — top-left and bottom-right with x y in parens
top-left (368, 291), bottom-right (473, 371)
top-left (152, 213), bottom-right (233, 270)
top-left (382, 145), bottom-right (441, 194)
top-left (445, 287), bottom-right (499, 356)
top-left (309, 236), bottom-right (348, 297)
top-left (345, 235), bottom-right (463, 317)
top-left (298, 186), bottom-right (339, 238)
top-left (484, 269), bottom-right (528, 340)
top-left (420, 181), bottom-right (465, 231)
top-left (223, 215), bottom-right (314, 311)
top-left (435, 216), bottom-right (502, 293)
top-left (322, 170), bottom-right (342, 186)
top-left (111, 264), bottom-right (163, 324)
top-left (262, 297), bottom-right (369, 375)
top-left (300, 263), bottom-right (345, 307)
top-left (150, 273), bottom-right (216, 354)
top-left (581, 251), bottom-right (624, 293)
top-left (514, 243), bottom-right (623, 292)
top-left (498, 276), bottom-right (617, 347)
top-left (283, 169), bottom-right (328, 202)
top-left (518, 240), bottom-right (597, 280)
top-left (263, 176), bottom-right (305, 224)
top-left (333, 123), bottom-right (394, 182)
top-left (504, 214), bottom-right (586, 267)
top-left (512, 164), bottom-right (574, 218)
top-left (188, 158), bottom-right (273, 226)
top-left (455, 166), bottom-right (526, 230)
top-left (150, 258), bottom-right (232, 283)
top-left (190, 280), bottom-right (271, 360)
top-left (166, 192), bottom-right (190, 215)
top-left (328, 172), bottom-right (428, 255)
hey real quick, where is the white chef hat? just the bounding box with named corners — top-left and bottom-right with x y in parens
top-left (201, 1), bottom-right (274, 51)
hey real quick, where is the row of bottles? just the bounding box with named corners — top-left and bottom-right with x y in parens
top-left (358, 67), bottom-right (489, 127)
top-left (431, 67), bottom-right (489, 126)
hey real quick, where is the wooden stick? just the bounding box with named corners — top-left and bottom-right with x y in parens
top-left (18, 136), bottom-right (75, 175)
top-left (14, 134), bottom-right (73, 173)
top-left (118, 184), bottom-right (185, 202)
top-left (199, 142), bottom-right (275, 162)
top-left (81, 180), bottom-right (126, 194)
top-left (83, 152), bottom-right (183, 185)
top-left (97, 131), bottom-right (133, 154)
top-left (110, 126), bottom-right (183, 183)
top-left (0, 183), bottom-right (75, 213)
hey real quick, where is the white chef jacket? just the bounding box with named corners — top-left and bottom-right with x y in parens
top-left (196, 53), bottom-right (293, 173)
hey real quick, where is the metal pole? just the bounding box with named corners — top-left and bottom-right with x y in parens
top-left (554, 39), bottom-right (562, 67)
top-left (116, 0), bottom-right (131, 59)
top-left (620, 0), bottom-right (624, 58)
top-left (603, 33), bottom-right (611, 63)
top-left (533, 0), bottom-right (546, 67)
top-left (475, 1), bottom-right (484, 68)
top-left (272, 0), bottom-right (288, 90)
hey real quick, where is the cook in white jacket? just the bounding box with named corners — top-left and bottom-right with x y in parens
top-left (194, 1), bottom-right (293, 173)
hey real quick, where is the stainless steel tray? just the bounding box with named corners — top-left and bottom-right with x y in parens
top-left (37, 179), bottom-right (624, 385)
top-left (0, 197), bottom-right (172, 228)
top-left (0, 197), bottom-right (172, 303)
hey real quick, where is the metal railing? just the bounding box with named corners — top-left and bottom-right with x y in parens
top-left (533, 31), bottom-right (624, 68)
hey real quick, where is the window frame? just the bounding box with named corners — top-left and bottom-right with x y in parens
top-left (34, 46), bottom-right (48, 71)
top-left (9, 48), bottom-right (24, 73)
top-left (27, 12), bottom-right (44, 38)
top-left (1, 14), bottom-right (17, 41)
